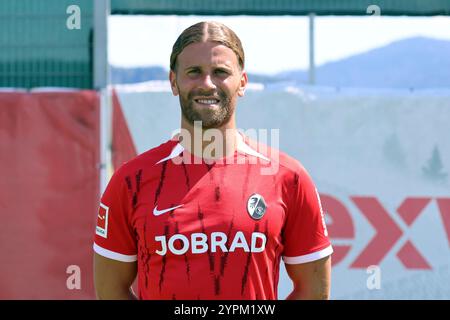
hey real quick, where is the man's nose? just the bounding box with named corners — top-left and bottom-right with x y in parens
top-left (198, 74), bottom-right (216, 90)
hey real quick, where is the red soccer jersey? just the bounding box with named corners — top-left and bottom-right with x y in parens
top-left (93, 132), bottom-right (332, 300)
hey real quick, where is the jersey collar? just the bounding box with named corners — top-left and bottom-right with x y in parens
top-left (156, 130), bottom-right (270, 164)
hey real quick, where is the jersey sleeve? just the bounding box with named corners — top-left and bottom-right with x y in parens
top-left (282, 165), bottom-right (333, 264)
top-left (93, 168), bottom-right (137, 262)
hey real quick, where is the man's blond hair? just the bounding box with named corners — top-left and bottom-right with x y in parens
top-left (170, 21), bottom-right (245, 72)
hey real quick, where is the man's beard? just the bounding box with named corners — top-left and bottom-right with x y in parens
top-left (179, 87), bottom-right (235, 129)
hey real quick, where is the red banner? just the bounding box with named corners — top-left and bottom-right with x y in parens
top-left (0, 91), bottom-right (99, 299)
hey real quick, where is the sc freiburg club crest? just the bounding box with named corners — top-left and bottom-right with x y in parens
top-left (247, 193), bottom-right (267, 220)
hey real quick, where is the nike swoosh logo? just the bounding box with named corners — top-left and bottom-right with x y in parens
top-left (153, 204), bottom-right (183, 216)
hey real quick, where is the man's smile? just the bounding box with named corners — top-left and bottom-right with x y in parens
top-left (193, 96), bottom-right (222, 107)
top-left (195, 98), bottom-right (220, 104)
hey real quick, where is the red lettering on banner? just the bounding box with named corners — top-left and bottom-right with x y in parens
top-left (350, 197), bottom-right (431, 269)
top-left (320, 194), bottom-right (354, 266)
top-left (350, 197), bottom-right (403, 268)
top-left (321, 195), bottom-right (442, 269)
top-left (436, 198), bottom-right (450, 246)
top-left (396, 240), bottom-right (431, 269)
top-left (397, 198), bottom-right (431, 226)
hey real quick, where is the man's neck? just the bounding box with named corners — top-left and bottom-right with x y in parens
top-left (179, 117), bottom-right (238, 161)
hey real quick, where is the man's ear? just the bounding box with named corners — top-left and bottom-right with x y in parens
top-left (169, 70), bottom-right (179, 96)
top-left (237, 71), bottom-right (248, 97)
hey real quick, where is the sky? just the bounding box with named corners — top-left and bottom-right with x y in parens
top-left (108, 15), bottom-right (450, 75)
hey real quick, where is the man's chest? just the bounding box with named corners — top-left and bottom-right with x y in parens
top-left (131, 163), bottom-right (287, 255)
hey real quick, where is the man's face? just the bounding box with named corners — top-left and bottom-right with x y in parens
top-left (170, 41), bottom-right (247, 129)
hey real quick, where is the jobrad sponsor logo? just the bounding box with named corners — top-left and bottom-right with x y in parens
top-left (154, 232), bottom-right (267, 256)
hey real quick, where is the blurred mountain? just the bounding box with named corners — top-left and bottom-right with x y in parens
top-left (111, 37), bottom-right (450, 89)
top-left (281, 37), bottom-right (450, 89)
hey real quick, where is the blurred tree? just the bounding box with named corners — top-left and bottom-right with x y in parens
top-left (422, 145), bottom-right (448, 184)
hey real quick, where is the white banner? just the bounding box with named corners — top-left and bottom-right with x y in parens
top-left (115, 82), bottom-right (450, 299)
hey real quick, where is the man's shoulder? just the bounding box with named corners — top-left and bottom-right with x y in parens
top-left (114, 138), bottom-right (178, 176)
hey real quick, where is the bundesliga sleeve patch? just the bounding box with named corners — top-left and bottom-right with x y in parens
top-left (96, 203), bottom-right (109, 238)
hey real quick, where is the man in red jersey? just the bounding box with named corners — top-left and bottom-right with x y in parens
top-left (93, 21), bottom-right (332, 300)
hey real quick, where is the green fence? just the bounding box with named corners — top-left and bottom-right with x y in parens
top-left (1, 0), bottom-right (449, 89)
top-left (111, 0), bottom-right (450, 16)
top-left (0, 0), bottom-right (93, 89)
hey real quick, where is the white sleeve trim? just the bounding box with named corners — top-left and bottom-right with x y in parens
top-left (283, 245), bottom-right (333, 265)
top-left (93, 243), bottom-right (137, 263)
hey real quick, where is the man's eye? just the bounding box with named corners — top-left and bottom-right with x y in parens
top-left (215, 69), bottom-right (228, 75)
top-left (187, 69), bottom-right (200, 75)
